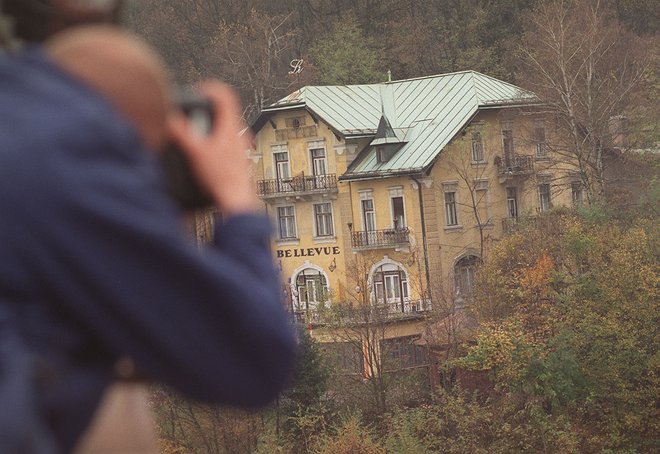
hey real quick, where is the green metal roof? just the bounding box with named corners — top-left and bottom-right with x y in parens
top-left (255, 71), bottom-right (537, 180)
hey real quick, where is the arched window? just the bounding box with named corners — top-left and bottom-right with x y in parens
top-left (294, 268), bottom-right (329, 312)
top-left (454, 255), bottom-right (480, 298)
top-left (372, 263), bottom-right (409, 307)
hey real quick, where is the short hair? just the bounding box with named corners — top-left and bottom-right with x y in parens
top-left (1, 0), bottom-right (123, 42)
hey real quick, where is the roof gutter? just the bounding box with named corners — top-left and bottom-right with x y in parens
top-left (338, 169), bottom-right (425, 182)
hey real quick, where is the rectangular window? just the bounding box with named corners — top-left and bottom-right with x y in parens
top-left (277, 206), bottom-right (296, 240)
top-left (274, 148), bottom-right (291, 192)
top-left (376, 146), bottom-right (386, 163)
top-left (274, 150), bottom-right (290, 179)
top-left (502, 121), bottom-right (514, 167)
top-left (444, 191), bottom-right (458, 226)
top-left (571, 181), bottom-right (584, 206)
top-left (534, 121), bottom-right (547, 157)
top-left (362, 198), bottom-right (376, 231)
top-left (310, 146), bottom-right (327, 176)
top-left (321, 342), bottom-right (364, 375)
top-left (391, 196), bottom-right (405, 229)
top-left (314, 202), bottom-right (334, 237)
top-left (506, 187), bottom-right (519, 218)
top-left (474, 180), bottom-right (489, 226)
top-left (538, 183), bottom-right (551, 211)
top-left (381, 336), bottom-right (428, 371)
top-left (471, 130), bottom-right (485, 162)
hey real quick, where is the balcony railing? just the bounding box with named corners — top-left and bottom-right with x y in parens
top-left (292, 298), bottom-right (432, 325)
top-left (497, 154), bottom-right (534, 176)
top-left (350, 228), bottom-right (410, 249)
top-left (257, 173), bottom-right (338, 197)
top-left (377, 299), bottom-right (433, 317)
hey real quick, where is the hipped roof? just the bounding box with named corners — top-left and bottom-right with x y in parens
top-left (252, 71), bottom-right (538, 180)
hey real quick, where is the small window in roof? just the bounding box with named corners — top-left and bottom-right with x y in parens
top-left (376, 144), bottom-right (400, 163)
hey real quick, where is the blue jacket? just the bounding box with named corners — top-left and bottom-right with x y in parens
top-left (0, 49), bottom-right (296, 452)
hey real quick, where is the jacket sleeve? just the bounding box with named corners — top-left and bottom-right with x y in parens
top-left (23, 121), bottom-right (297, 407)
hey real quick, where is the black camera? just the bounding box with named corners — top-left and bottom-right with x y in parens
top-left (160, 91), bottom-right (215, 210)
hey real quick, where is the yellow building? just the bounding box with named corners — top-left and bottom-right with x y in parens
top-left (250, 71), bottom-right (581, 374)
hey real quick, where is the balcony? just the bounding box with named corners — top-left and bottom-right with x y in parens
top-left (496, 154), bottom-right (534, 181)
top-left (257, 173), bottom-right (338, 199)
top-left (350, 228), bottom-right (410, 250)
top-left (377, 299), bottom-right (433, 318)
top-left (293, 298), bottom-right (432, 325)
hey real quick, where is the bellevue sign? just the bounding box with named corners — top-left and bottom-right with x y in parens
top-left (277, 246), bottom-right (340, 258)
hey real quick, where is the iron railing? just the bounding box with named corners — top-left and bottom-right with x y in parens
top-left (257, 173), bottom-right (338, 197)
top-left (497, 154), bottom-right (534, 176)
top-left (377, 299), bottom-right (433, 317)
top-left (350, 228), bottom-right (410, 249)
top-left (292, 298), bottom-right (432, 325)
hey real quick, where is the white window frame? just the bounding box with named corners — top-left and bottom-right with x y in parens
top-left (388, 186), bottom-right (406, 229)
top-left (506, 187), bottom-right (519, 219)
top-left (454, 255), bottom-right (480, 300)
top-left (308, 140), bottom-right (327, 177)
top-left (534, 120), bottom-right (548, 158)
top-left (471, 123), bottom-right (486, 163)
top-left (313, 202), bottom-right (334, 237)
top-left (538, 183), bottom-right (552, 212)
top-left (571, 181), bottom-right (584, 206)
top-left (272, 144), bottom-right (291, 192)
top-left (359, 190), bottom-right (376, 232)
top-left (277, 205), bottom-right (297, 240)
top-left (370, 260), bottom-right (410, 307)
top-left (291, 263), bottom-right (331, 313)
top-left (443, 182), bottom-right (459, 227)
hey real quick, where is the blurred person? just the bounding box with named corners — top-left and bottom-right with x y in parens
top-left (0, 2), bottom-right (296, 453)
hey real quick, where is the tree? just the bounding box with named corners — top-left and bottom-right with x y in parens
top-left (314, 415), bottom-right (386, 454)
top-left (309, 14), bottom-right (384, 85)
top-left (516, 0), bottom-right (654, 204)
top-left (202, 9), bottom-right (301, 121)
top-left (151, 387), bottom-right (264, 453)
top-left (461, 209), bottom-right (659, 451)
top-left (385, 0), bottom-right (507, 80)
top-left (277, 326), bottom-right (331, 453)
top-left (319, 252), bottom-right (431, 420)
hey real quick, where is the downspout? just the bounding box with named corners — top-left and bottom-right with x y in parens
top-left (410, 176), bottom-right (432, 298)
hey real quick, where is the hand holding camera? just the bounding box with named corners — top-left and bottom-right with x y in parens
top-left (167, 82), bottom-right (258, 216)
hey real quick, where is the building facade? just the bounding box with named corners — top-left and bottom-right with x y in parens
top-left (250, 71), bottom-right (581, 375)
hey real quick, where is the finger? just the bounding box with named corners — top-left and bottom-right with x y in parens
top-left (168, 113), bottom-right (202, 152)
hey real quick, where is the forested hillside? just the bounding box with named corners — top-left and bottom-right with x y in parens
top-left (125, 0), bottom-right (657, 130)
top-left (127, 1), bottom-right (659, 452)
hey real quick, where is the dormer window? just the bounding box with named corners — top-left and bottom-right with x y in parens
top-left (376, 144), bottom-right (400, 163)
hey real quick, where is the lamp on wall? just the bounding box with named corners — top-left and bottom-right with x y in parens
top-left (347, 222), bottom-right (353, 232)
top-left (328, 257), bottom-right (337, 272)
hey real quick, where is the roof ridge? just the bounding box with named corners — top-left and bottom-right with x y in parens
top-left (385, 70), bottom-right (478, 85)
